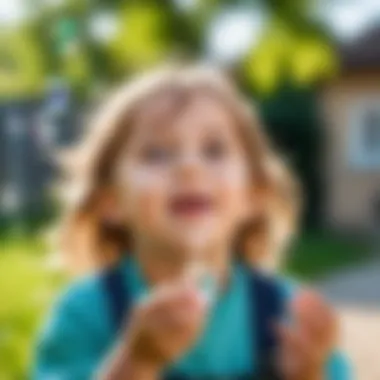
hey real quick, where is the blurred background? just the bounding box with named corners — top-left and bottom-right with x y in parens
top-left (0, 0), bottom-right (379, 378)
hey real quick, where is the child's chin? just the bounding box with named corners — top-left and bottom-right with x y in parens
top-left (172, 229), bottom-right (215, 256)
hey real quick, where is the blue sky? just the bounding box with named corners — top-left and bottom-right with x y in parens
top-left (319, 0), bottom-right (380, 40)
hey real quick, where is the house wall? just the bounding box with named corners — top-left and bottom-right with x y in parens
top-left (321, 71), bottom-right (380, 233)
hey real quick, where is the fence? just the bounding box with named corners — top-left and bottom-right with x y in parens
top-left (0, 98), bottom-right (82, 229)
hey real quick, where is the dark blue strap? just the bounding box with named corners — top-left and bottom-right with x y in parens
top-left (249, 269), bottom-right (285, 380)
top-left (102, 265), bottom-right (131, 331)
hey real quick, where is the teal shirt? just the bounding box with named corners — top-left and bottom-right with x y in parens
top-left (34, 259), bottom-right (351, 379)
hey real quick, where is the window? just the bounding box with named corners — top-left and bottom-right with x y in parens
top-left (349, 98), bottom-right (380, 169)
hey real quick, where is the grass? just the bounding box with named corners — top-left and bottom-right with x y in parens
top-left (0, 236), bottom-right (65, 380)
top-left (285, 231), bottom-right (372, 280)
top-left (0, 231), bottom-right (371, 379)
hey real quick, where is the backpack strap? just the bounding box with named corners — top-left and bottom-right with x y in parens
top-left (102, 265), bottom-right (131, 331)
top-left (249, 269), bottom-right (285, 380)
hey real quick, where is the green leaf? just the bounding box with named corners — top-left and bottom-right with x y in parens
top-left (0, 30), bottom-right (45, 99)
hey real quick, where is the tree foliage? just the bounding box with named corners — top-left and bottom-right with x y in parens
top-left (0, 0), bottom-right (338, 99)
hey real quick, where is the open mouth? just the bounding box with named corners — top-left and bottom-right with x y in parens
top-left (169, 193), bottom-right (214, 218)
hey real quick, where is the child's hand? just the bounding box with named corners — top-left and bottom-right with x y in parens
top-left (125, 281), bottom-right (208, 372)
top-left (277, 290), bottom-right (338, 380)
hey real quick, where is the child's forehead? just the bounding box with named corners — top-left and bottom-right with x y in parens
top-left (130, 90), bottom-right (237, 137)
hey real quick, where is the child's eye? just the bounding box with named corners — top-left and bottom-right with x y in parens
top-left (140, 145), bottom-right (173, 164)
top-left (203, 139), bottom-right (229, 161)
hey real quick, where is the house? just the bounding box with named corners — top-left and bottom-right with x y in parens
top-left (321, 26), bottom-right (380, 233)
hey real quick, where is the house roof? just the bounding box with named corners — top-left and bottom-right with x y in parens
top-left (340, 25), bottom-right (380, 70)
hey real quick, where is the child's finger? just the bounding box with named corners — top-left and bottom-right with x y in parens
top-left (276, 323), bottom-right (322, 367)
top-left (291, 291), bottom-right (337, 345)
top-left (144, 294), bottom-right (201, 333)
top-left (276, 323), bottom-right (305, 353)
top-left (276, 323), bottom-right (327, 380)
top-left (276, 324), bottom-right (309, 374)
top-left (154, 286), bottom-right (206, 315)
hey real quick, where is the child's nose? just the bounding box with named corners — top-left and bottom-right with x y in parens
top-left (175, 152), bottom-right (205, 181)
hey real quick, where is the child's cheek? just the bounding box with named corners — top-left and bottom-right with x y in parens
top-left (212, 159), bottom-right (249, 187)
top-left (123, 168), bottom-right (169, 223)
top-left (214, 162), bottom-right (251, 212)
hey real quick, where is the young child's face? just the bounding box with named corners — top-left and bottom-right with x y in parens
top-left (114, 93), bottom-right (254, 259)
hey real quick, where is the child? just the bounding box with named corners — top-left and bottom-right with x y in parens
top-left (34, 66), bottom-right (351, 380)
